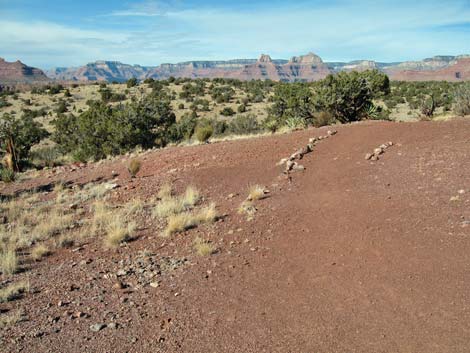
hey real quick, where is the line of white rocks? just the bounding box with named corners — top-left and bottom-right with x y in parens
top-left (364, 141), bottom-right (393, 161)
top-left (277, 129), bottom-right (338, 174)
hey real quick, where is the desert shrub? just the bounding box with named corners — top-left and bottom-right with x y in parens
top-left (313, 111), bottom-right (335, 127)
top-left (453, 83), bottom-right (470, 116)
top-left (52, 92), bottom-right (176, 160)
top-left (220, 107), bottom-right (235, 116)
top-left (211, 86), bottom-right (235, 103)
top-left (237, 104), bottom-right (247, 113)
top-left (128, 159), bottom-right (141, 178)
top-left (99, 88), bottom-right (126, 103)
top-left (268, 83), bottom-right (314, 127)
top-left (170, 113), bottom-right (197, 142)
top-left (0, 168), bottom-right (15, 183)
top-left (0, 99), bottom-right (11, 108)
top-left (359, 69), bottom-right (390, 98)
top-left (126, 77), bottom-right (138, 88)
top-left (0, 113), bottom-right (49, 170)
top-left (54, 100), bottom-right (68, 114)
top-left (314, 71), bottom-right (373, 123)
top-left (194, 125), bottom-right (213, 143)
top-left (226, 115), bottom-right (260, 135)
top-left (30, 146), bottom-right (63, 168)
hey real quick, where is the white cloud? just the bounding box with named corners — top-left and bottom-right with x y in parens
top-left (0, 0), bottom-right (469, 68)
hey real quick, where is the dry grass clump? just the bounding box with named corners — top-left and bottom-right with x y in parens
top-left (238, 200), bottom-right (257, 217)
top-left (193, 237), bottom-right (216, 256)
top-left (154, 198), bottom-right (185, 219)
top-left (123, 198), bottom-right (144, 219)
top-left (33, 210), bottom-right (74, 240)
top-left (0, 281), bottom-right (29, 303)
top-left (182, 186), bottom-right (201, 208)
top-left (153, 185), bottom-right (200, 219)
top-left (128, 159), bottom-right (141, 178)
top-left (31, 244), bottom-right (50, 261)
top-left (163, 203), bottom-right (218, 237)
top-left (157, 183), bottom-right (173, 200)
top-left (164, 212), bottom-right (199, 237)
top-left (0, 246), bottom-right (18, 275)
top-left (0, 310), bottom-right (22, 328)
top-left (104, 217), bottom-right (136, 249)
top-left (195, 203), bottom-right (218, 224)
top-left (247, 184), bottom-right (266, 201)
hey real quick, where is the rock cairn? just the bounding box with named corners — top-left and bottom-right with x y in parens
top-left (364, 141), bottom-right (393, 161)
top-left (278, 130), bottom-right (337, 174)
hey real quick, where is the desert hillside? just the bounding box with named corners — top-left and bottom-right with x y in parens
top-left (0, 119), bottom-right (469, 352)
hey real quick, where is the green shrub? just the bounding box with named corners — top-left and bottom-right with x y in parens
top-left (195, 125), bottom-right (213, 143)
top-left (237, 104), bottom-right (247, 113)
top-left (220, 107), bottom-right (235, 116)
top-left (227, 115), bottom-right (260, 135)
top-left (0, 113), bottom-right (49, 170)
top-left (268, 83), bottom-right (314, 127)
top-left (314, 71), bottom-right (373, 123)
top-left (52, 92), bottom-right (176, 160)
top-left (126, 78), bottom-right (138, 88)
top-left (170, 113), bottom-right (197, 141)
top-left (453, 83), bottom-right (470, 116)
top-left (0, 168), bottom-right (15, 183)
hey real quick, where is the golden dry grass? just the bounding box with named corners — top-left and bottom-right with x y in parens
top-left (157, 182), bottom-right (173, 200)
top-left (195, 203), bottom-right (218, 224)
top-left (164, 212), bottom-right (198, 237)
top-left (193, 237), bottom-right (216, 256)
top-left (104, 218), bottom-right (136, 249)
top-left (153, 186), bottom-right (200, 219)
top-left (0, 310), bottom-right (22, 328)
top-left (247, 184), bottom-right (266, 201)
top-left (0, 281), bottom-right (29, 303)
top-left (0, 247), bottom-right (18, 275)
top-left (31, 244), bottom-right (50, 261)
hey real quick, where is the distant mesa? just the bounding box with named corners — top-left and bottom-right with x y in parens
top-left (0, 57), bottom-right (49, 84)
top-left (2, 52), bottom-right (469, 84)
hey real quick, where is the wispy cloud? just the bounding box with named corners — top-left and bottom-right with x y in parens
top-left (106, 0), bottom-right (177, 17)
top-left (0, 0), bottom-right (469, 68)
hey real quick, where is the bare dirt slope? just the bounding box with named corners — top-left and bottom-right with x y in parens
top-left (2, 119), bottom-right (470, 352)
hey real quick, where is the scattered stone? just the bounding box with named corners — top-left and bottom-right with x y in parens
top-left (113, 281), bottom-right (125, 290)
top-left (458, 189), bottom-right (465, 194)
top-left (104, 183), bottom-right (119, 190)
top-left (327, 130), bottom-right (337, 136)
top-left (90, 323), bottom-right (106, 332)
top-left (149, 282), bottom-right (159, 288)
top-left (107, 322), bottom-right (118, 329)
top-left (371, 155), bottom-right (379, 161)
top-left (116, 269), bottom-right (128, 277)
top-left (450, 196), bottom-right (460, 202)
top-left (365, 153), bottom-right (373, 160)
top-left (373, 148), bottom-right (383, 155)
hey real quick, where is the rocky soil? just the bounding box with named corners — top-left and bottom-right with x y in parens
top-left (1, 119), bottom-right (470, 352)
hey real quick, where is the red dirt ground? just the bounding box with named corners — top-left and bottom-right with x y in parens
top-left (1, 119), bottom-right (470, 352)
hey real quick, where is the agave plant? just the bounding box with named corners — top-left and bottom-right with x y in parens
top-left (363, 103), bottom-right (379, 120)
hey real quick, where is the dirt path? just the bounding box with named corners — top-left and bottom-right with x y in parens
top-left (2, 119), bottom-right (470, 352)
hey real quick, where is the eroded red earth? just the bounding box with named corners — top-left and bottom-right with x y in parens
top-left (1, 119), bottom-right (470, 352)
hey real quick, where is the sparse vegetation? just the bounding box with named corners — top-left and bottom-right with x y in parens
top-left (247, 184), bottom-right (266, 201)
top-left (31, 244), bottom-right (50, 261)
top-left (128, 159), bottom-right (142, 178)
top-left (193, 237), bottom-right (216, 256)
top-left (0, 281), bottom-right (29, 303)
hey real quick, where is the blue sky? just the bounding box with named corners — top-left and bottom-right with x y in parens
top-left (0, 0), bottom-right (469, 69)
